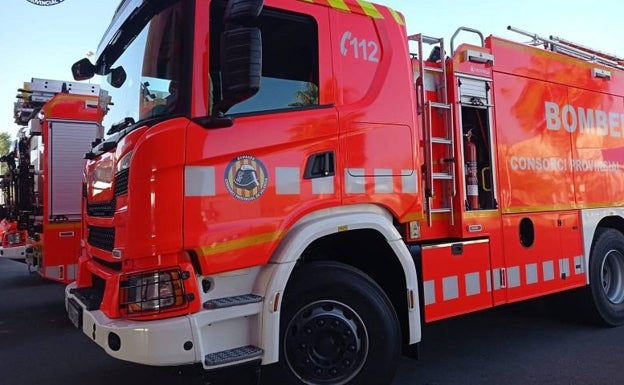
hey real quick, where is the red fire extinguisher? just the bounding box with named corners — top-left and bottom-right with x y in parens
top-left (465, 130), bottom-right (480, 210)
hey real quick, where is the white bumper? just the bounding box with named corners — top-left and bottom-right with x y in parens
top-left (0, 245), bottom-right (27, 260)
top-left (65, 282), bottom-right (197, 366)
top-left (65, 281), bottom-right (263, 368)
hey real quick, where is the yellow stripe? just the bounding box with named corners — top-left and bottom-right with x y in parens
top-left (502, 204), bottom-right (578, 214)
top-left (46, 222), bottom-right (81, 230)
top-left (327, 0), bottom-right (350, 12)
top-left (463, 211), bottom-right (500, 219)
top-left (387, 7), bottom-right (405, 25)
top-left (402, 212), bottom-right (425, 222)
top-left (355, 0), bottom-right (383, 19)
top-left (199, 231), bottom-right (284, 256)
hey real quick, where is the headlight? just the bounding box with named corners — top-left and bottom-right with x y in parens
top-left (120, 269), bottom-right (186, 315)
top-left (116, 150), bottom-right (133, 173)
top-left (7, 232), bottom-right (22, 245)
top-left (93, 157), bottom-right (113, 183)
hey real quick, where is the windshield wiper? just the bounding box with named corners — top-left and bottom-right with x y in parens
top-left (107, 117), bottom-right (135, 135)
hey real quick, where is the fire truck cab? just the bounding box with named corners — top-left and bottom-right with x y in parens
top-left (65, 0), bottom-right (624, 384)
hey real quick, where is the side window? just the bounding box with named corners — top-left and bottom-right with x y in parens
top-left (210, 5), bottom-right (319, 115)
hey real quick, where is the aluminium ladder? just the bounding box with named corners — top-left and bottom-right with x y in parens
top-left (409, 34), bottom-right (456, 227)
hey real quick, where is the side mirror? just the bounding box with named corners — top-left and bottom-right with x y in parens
top-left (216, 27), bottom-right (262, 114)
top-left (71, 58), bottom-right (96, 81)
top-left (107, 66), bottom-right (127, 88)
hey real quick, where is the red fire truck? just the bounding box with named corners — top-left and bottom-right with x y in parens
top-left (5, 78), bottom-right (109, 283)
top-left (65, 0), bottom-right (624, 383)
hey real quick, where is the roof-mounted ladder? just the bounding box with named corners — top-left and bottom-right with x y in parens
top-left (14, 78), bottom-right (106, 126)
top-left (508, 26), bottom-right (624, 72)
top-left (408, 34), bottom-right (456, 227)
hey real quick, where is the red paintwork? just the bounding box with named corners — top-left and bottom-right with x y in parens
top-left (78, 0), bottom-right (624, 322)
top-left (34, 93), bottom-right (106, 283)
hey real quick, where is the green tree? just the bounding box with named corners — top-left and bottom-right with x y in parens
top-left (0, 131), bottom-right (13, 175)
top-left (290, 83), bottom-right (319, 107)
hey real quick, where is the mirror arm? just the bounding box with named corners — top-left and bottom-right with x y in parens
top-left (192, 115), bottom-right (234, 129)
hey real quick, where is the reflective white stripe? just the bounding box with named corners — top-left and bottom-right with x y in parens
top-left (401, 170), bottom-right (418, 193)
top-left (543, 261), bottom-right (555, 281)
top-left (67, 264), bottom-right (77, 280)
top-left (424, 280), bottom-right (436, 305)
top-left (525, 263), bottom-right (538, 285)
top-left (442, 276), bottom-right (459, 300)
top-left (374, 169), bottom-right (393, 194)
top-left (185, 166), bottom-right (216, 197)
top-left (312, 176), bottom-right (335, 195)
top-left (276, 167), bottom-right (300, 195)
top-left (507, 266), bottom-right (521, 288)
top-left (345, 169), bottom-right (366, 193)
top-left (427, 257), bottom-right (587, 307)
top-left (574, 255), bottom-right (584, 275)
top-left (465, 272), bottom-right (480, 296)
top-left (183, 165), bottom-right (419, 197)
top-left (45, 265), bottom-right (63, 280)
top-left (492, 268), bottom-right (502, 290)
top-left (560, 258), bottom-right (571, 278)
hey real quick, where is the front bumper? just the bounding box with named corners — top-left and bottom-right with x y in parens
top-left (65, 282), bottom-right (197, 366)
top-left (0, 245), bottom-right (27, 260)
top-left (65, 280), bottom-right (263, 368)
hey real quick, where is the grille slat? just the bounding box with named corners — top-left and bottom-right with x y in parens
top-left (92, 257), bottom-right (121, 271)
top-left (87, 226), bottom-right (115, 251)
top-left (114, 169), bottom-right (129, 196)
top-left (87, 200), bottom-right (116, 217)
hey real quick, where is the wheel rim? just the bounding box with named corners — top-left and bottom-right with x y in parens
top-left (601, 249), bottom-right (624, 304)
top-left (284, 300), bottom-right (368, 385)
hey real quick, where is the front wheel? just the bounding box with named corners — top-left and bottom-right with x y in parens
top-left (588, 228), bottom-right (624, 326)
top-left (268, 261), bottom-right (401, 385)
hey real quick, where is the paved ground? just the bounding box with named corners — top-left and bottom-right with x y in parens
top-left (2, 257), bottom-right (624, 385)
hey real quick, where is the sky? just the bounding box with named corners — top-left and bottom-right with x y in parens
top-left (1, 0), bottom-right (622, 139)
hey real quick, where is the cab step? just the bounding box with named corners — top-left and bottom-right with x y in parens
top-left (203, 294), bottom-right (263, 310)
top-left (204, 345), bottom-right (263, 367)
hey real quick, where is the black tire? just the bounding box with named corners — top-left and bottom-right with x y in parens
top-left (265, 261), bottom-right (401, 385)
top-left (588, 228), bottom-right (624, 326)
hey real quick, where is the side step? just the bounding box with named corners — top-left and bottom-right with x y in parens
top-left (205, 345), bottom-right (263, 367)
top-left (203, 294), bottom-right (263, 310)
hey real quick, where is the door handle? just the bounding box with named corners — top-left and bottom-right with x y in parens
top-left (304, 151), bottom-right (335, 179)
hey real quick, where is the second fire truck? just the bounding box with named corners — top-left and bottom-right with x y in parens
top-left (65, 0), bottom-right (624, 384)
top-left (3, 78), bottom-right (109, 283)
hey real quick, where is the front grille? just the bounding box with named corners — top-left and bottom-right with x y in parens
top-left (70, 275), bottom-right (105, 311)
top-left (92, 256), bottom-right (121, 271)
top-left (114, 168), bottom-right (129, 197)
top-left (87, 226), bottom-right (115, 251)
top-left (87, 200), bottom-right (116, 217)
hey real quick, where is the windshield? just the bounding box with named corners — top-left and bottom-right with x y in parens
top-left (101, 1), bottom-right (188, 132)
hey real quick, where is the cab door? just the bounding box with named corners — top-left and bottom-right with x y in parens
top-left (184, 1), bottom-right (338, 274)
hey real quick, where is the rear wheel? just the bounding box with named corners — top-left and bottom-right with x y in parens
top-left (588, 228), bottom-right (624, 326)
top-left (269, 261), bottom-right (401, 385)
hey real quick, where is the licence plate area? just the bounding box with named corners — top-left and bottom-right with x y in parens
top-left (68, 298), bottom-right (83, 329)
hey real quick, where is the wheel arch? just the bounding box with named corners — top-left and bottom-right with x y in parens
top-left (582, 208), bottom-right (624, 285)
top-left (256, 204), bottom-right (421, 365)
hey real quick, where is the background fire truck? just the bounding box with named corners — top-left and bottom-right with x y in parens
top-left (2, 78), bottom-right (108, 283)
top-left (64, 0), bottom-right (624, 384)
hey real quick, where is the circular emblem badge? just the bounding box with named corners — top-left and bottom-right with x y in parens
top-left (225, 155), bottom-right (268, 201)
top-left (26, 0), bottom-right (66, 5)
